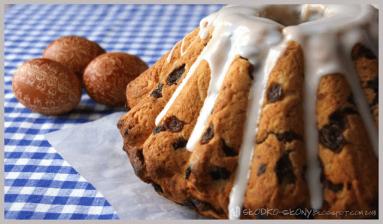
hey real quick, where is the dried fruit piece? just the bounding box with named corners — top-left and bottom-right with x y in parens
top-left (172, 137), bottom-right (187, 150)
top-left (166, 64), bottom-right (185, 85)
top-left (276, 131), bottom-right (301, 143)
top-left (185, 166), bottom-right (192, 179)
top-left (351, 43), bottom-right (376, 60)
top-left (257, 163), bottom-right (267, 176)
top-left (328, 111), bottom-right (345, 129)
top-left (150, 83), bottom-right (164, 98)
top-left (323, 179), bottom-right (343, 193)
top-left (200, 124), bottom-right (214, 144)
top-left (267, 83), bottom-right (284, 103)
top-left (164, 116), bottom-right (184, 132)
top-left (153, 125), bottom-right (166, 134)
top-left (209, 166), bottom-right (230, 180)
top-left (152, 183), bottom-right (163, 193)
top-left (319, 123), bottom-right (344, 152)
top-left (221, 139), bottom-right (237, 157)
top-left (275, 152), bottom-right (296, 185)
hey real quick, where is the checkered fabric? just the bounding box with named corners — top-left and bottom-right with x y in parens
top-left (4, 4), bottom-right (222, 219)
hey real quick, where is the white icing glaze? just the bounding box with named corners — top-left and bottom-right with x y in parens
top-left (156, 5), bottom-right (283, 127)
top-left (166, 43), bottom-right (177, 63)
top-left (340, 30), bottom-right (378, 155)
top-left (166, 31), bottom-right (199, 63)
top-left (155, 4), bottom-right (378, 219)
top-left (300, 4), bottom-right (325, 22)
top-left (301, 33), bottom-right (339, 210)
top-left (229, 41), bottom-right (287, 219)
top-left (283, 4), bottom-right (378, 211)
top-left (186, 8), bottom-right (283, 151)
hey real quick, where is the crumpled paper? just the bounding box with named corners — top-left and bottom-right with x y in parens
top-left (45, 112), bottom-right (202, 219)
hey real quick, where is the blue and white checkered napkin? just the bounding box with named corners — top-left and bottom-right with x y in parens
top-left (4, 4), bottom-right (222, 219)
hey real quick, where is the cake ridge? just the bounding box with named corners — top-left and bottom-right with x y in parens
top-left (228, 40), bottom-right (288, 219)
top-left (119, 4), bottom-right (378, 219)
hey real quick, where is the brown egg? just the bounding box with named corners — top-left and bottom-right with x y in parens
top-left (83, 52), bottom-right (148, 107)
top-left (12, 58), bottom-right (82, 115)
top-left (43, 36), bottom-right (105, 78)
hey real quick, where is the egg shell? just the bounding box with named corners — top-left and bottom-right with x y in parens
top-left (12, 58), bottom-right (82, 115)
top-left (43, 36), bottom-right (105, 78)
top-left (83, 52), bottom-right (148, 107)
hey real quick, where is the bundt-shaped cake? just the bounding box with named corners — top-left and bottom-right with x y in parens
top-left (118, 4), bottom-right (378, 219)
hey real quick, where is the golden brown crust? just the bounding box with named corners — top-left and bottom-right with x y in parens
top-left (118, 34), bottom-right (378, 219)
top-left (243, 41), bottom-right (309, 219)
top-left (125, 28), bottom-right (201, 109)
top-left (316, 74), bottom-right (378, 219)
top-left (187, 57), bottom-right (253, 218)
top-left (118, 28), bottom-right (211, 182)
top-left (144, 60), bottom-right (211, 206)
top-left (125, 53), bottom-right (166, 109)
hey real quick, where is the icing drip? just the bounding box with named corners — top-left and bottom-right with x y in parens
top-left (228, 42), bottom-right (287, 219)
top-left (185, 11), bottom-right (283, 151)
top-left (156, 4), bottom-right (378, 219)
top-left (166, 44), bottom-right (177, 63)
top-left (185, 34), bottom-right (233, 150)
top-left (340, 30), bottom-right (378, 155)
top-left (166, 31), bottom-right (195, 63)
top-left (302, 33), bottom-right (340, 210)
top-left (156, 5), bottom-right (283, 129)
top-left (283, 4), bottom-right (378, 210)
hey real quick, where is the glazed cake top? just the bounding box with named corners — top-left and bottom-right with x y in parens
top-left (156, 4), bottom-right (378, 219)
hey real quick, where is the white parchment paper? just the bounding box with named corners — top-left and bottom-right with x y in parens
top-left (45, 112), bottom-right (202, 219)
